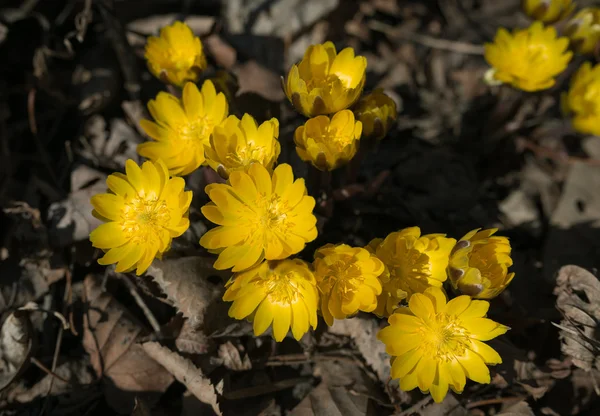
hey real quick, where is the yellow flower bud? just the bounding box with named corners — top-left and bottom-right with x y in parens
top-left (564, 8), bottom-right (600, 54)
top-left (205, 114), bottom-right (280, 178)
top-left (484, 22), bottom-right (572, 91)
top-left (522, 0), bottom-right (574, 23)
top-left (353, 89), bottom-right (397, 140)
top-left (562, 62), bottom-right (600, 136)
top-left (294, 110), bottom-right (362, 171)
top-left (447, 228), bottom-right (515, 299)
top-left (284, 41), bottom-right (367, 117)
top-left (145, 21), bottom-right (207, 87)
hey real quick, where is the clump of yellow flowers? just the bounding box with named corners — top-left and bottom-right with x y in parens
top-left (87, 22), bottom-right (517, 405)
top-left (565, 8), bottom-right (600, 55)
top-left (522, 0), bottom-right (574, 24)
top-left (562, 62), bottom-right (600, 136)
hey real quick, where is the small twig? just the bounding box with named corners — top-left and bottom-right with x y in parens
top-left (18, 303), bottom-right (70, 330)
top-left (465, 396), bottom-right (527, 409)
top-left (30, 357), bottom-right (69, 384)
top-left (518, 138), bottom-right (600, 166)
top-left (120, 274), bottom-right (162, 336)
top-left (368, 20), bottom-right (485, 55)
top-left (39, 326), bottom-right (64, 416)
top-left (27, 88), bottom-right (38, 135)
top-left (396, 395), bottom-right (433, 416)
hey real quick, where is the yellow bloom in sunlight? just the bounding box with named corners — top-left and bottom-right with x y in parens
top-left (205, 114), bottom-right (280, 179)
top-left (484, 22), bottom-right (572, 92)
top-left (369, 227), bottom-right (456, 317)
top-left (138, 81), bottom-right (228, 176)
top-left (565, 8), bottom-right (600, 54)
top-left (200, 163), bottom-right (317, 272)
top-left (145, 21), bottom-right (207, 86)
top-left (89, 159), bottom-right (192, 275)
top-left (313, 244), bottom-right (387, 326)
top-left (562, 62), bottom-right (600, 136)
top-left (294, 110), bottom-right (362, 171)
top-left (353, 89), bottom-right (397, 140)
top-left (378, 287), bottom-right (509, 403)
top-left (284, 41), bottom-right (367, 117)
top-left (224, 259), bottom-right (318, 341)
top-left (448, 229), bottom-right (515, 299)
top-left (522, 0), bottom-right (574, 23)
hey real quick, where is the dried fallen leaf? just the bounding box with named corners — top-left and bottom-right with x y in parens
top-left (497, 400), bottom-right (535, 416)
top-left (175, 318), bottom-right (211, 355)
top-left (146, 257), bottom-right (227, 330)
top-left (0, 308), bottom-right (34, 392)
top-left (554, 266), bottom-right (600, 375)
top-left (82, 275), bottom-right (173, 413)
top-left (216, 341), bottom-right (251, 371)
top-left (141, 341), bottom-right (221, 415)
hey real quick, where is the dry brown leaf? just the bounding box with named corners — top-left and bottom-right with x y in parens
top-left (175, 318), bottom-right (211, 355)
top-left (233, 60), bottom-right (285, 102)
top-left (146, 257), bottom-right (227, 330)
top-left (141, 341), bottom-right (221, 415)
top-left (0, 309), bottom-right (34, 392)
top-left (554, 265), bottom-right (600, 374)
top-left (498, 400), bottom-right (535, 416)
top-left (216, 341), bottom-right (251, 371)
top-left (82, 275), bottom-right (173, 412)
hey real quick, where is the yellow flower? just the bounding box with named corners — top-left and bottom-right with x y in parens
top-left (138, 81), bottom-right (228, 176)
top-left (205, 114), bottom-right (280, 179)
top-left (294, 110), bottom-right (362, 171)
top-left (447, 229), bottom-right (515, 299)
top-left (522, 0), bottom-right (574, 23)
top-left (89, 159), bottom-right (192, 275)
top-left (200, 163), bottom-right (318, 272)
top-left (223, 259), bottom-right (318, 341)
top-left (378, 287), bottom-right (509, 403)
top-left (565, 8), bottom-right (600, 54)
top-left (484, 22), bottom-right (572, 92)
top-left (284, 41), bottom-right (367, 117)
top-left (313, 244), bottom-right (387, 326)
top-left (353, 89), bottom-right (397, 140)
top-left (145, 21), bottom-right (207, 86)
top-left (369, 227), bottom-right (456, 317)
top-left (562, 62), bottom-right (600, 136)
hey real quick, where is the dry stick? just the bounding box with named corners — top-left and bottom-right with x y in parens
top-left (396, 396), bottom-right (433, 416)
top-left (120, 274), bottom-right (162, 336)
top-left (367, 20), bottom-right (485, 55)
top-left (465, 396), bottom-right (527, 409)
top-left (30, 357), bottom-right (69, 384)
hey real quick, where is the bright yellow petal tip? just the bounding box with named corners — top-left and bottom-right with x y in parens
top-left (284, 41), bottom-right (367, 117)
top-left (368, 227), bottom-right (456, 317)
top-left (522, 0), bottom-right (575, 23)
top-left (564, 8), bottom-right (600, 55)
top-left (562, 62), bottom-right (600, 136)
top-left (144, 21), bottom-right (207, 86)
top-left (205, 114), bottom-right (281, 178)
top-left (484, 22), bottom-right (572, 92)
top-left (313, 244), bottom-right (388, 326)
top-left (377, 286), bottom-right (509, 403)
top-left (294, 110), bottom-right (362, 171)
top-left (138, 81), bottom-right (229, 177)
top-left (200, 163), bottom-right (318, 272)
top-left (223, 259), bottom-right (318, 341)
top-left (448, 228), bottom-right (515, 299)
top-left (89, 159), bottom-right (192, 275)
top-left (353, 89), bottom-right (397, 140)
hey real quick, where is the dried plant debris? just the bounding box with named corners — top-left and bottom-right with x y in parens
top-left (554, 266), bottom-right (600, 381)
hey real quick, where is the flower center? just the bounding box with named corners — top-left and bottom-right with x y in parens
top-left (255, 194), bottom-right (290, 230)
top-left (122, 196), bottom-right (171, 242)
top-left (226, 142), bottom-right (269, 167)
top-left (176, 117), bottom-right (213, 145)
top-left (319, 257), bottom-right (363, 296)
top-left (260, 270), bottom-right (300, 305)
top-left (418, 314), bottom-right (471, 361)
top-left (166, 47), bottom-right (196, 70)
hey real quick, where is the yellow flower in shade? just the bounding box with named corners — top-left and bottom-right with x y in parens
top-left (200, 163), bottom-right (318, 272)
top-left (284, 41), bottom-right (367, 117)
top-left (138, 81), bottom-right (228, 176)
top-left (447, 229), bottom-right (515, 299)
top-left (223, 259), bottom-right (318, 341)
top-left (313, 244), bottom-right (387, 326)
top-left (564, 8), bottom-right (600, 54)
top-left (484, 22), bottom-right (572, 92)
top-left (377, 287), bottom-right (509, 403)
top-left (562, 62), bottom-right (600, 136)
top-left (294, 110), bottom-right (362, 171)
top-left (353, 89), bottom-right (397, 140)
top-left (145, 21), bottom-right (207, 86)
top-left (89, 159), bottom-right (192, 275)
top-left (522, 0), bottom-right (574, 23)
top-left (205, 114), bottom-right (280, 179)
top-left (369, 227), bottom-right (456, 317)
